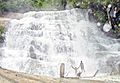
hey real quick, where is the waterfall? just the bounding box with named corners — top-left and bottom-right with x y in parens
top-left (1, 9), bottom-right (120, 77)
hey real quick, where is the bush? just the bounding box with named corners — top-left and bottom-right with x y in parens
top-left (31, 0), bottom-right (62, 10)
top-left (0, 26), bottom-right (5, 43)
top-left (0, 1), bottom-right (6, 15)
top-left (0, 26), bottom-right (4, 34)
top-left (31, 0), bottom-right (46, 8)
top-left (5, 0), bottom-right (33, 12)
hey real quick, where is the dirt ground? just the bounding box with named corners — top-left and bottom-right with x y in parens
top-left (0, 68), bottom-right (106, 83)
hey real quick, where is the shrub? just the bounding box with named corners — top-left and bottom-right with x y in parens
top-left (0, 26), bottom-right (4, 34)
top-left (0, 1), bottom-right (6, 15)
top-left (0, 26), bottom-right (5, 43)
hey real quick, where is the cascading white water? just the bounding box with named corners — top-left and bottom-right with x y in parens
top-left (1, 9), bottom-right (120, 77)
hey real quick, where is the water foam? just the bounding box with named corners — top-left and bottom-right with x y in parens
top-left (1, 9), bottom-right (120, 77)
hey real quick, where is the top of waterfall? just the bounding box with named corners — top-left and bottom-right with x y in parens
top-left (23, 9), bottom-right (87, 17)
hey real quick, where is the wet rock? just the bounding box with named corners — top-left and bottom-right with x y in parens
top-left (29, 46), bottom-right (37, 59)
top-left (29, 46), bottom-right (34, 52)
top-left (95, 44), bottom-right (108, 51)
top-left (30, 53), bottom-right (37, 59)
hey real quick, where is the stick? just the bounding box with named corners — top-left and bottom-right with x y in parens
top-left (93, 70), bottom-right (99, 77)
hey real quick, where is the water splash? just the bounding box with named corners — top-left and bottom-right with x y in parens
top-left (1, 9), bottom-right (120, 77)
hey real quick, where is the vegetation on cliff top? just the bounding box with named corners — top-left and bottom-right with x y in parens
top-left (0, 0), bottom-right (119, 12)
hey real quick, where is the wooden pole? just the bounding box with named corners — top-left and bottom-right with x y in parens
top-left (93, 70), bottom-right (99, 77)
top-left (60, 63), bottom-right (65, 78)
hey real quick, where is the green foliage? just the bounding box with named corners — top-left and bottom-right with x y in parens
top-left (67, 0), bottom-right (118, 9)
top-left (0, 26), bottom-right (4, 34)
top-left (31, 0), bottom-right (62, 9)
top-left (79, 1), bottom-right (88, 9)
top-left (94, 11), bottom-right (107, 23)
top-left (0, 0), bottom-right (118, 11)
top-left (5, 0), bottom-right (33, 12)
top-left (0, 26), bottom-right (5, 43)
top-left (0, 1), bottom-right (6, 12)
top-left (31, 0), bottom-right (45, 8)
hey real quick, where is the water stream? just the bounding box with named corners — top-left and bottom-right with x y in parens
top-left (1, 9), bottom-right (120, 77)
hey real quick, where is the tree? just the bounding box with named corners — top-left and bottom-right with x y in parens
top-left (31, 0), bottom-right (45, 8)
top-left (0, 1), bottom-right (6, 15)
